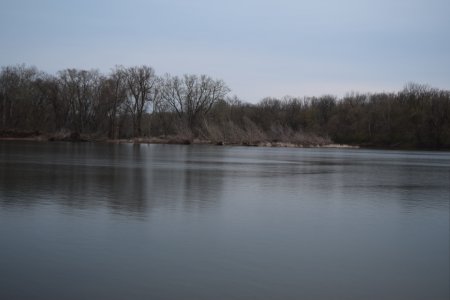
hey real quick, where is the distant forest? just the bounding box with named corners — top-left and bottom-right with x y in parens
top-left (1, 64), bottom-right (449, 149)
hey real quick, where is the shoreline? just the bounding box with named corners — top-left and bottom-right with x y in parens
top-left (0, 134), bottom-right (359, 149)
top-left (106, 138), bottom-right (360, 149)
top-left (2, 136), bottom-right (449, 151)
top-left (2, 132), bottom-right (448, 151)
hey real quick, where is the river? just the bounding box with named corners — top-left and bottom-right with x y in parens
top-left (0, 141), bottom-right (449, 300)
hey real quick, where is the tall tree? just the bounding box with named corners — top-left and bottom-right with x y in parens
top-left (120, 66), bottom-right (159, 137)
top-left (0, 65), bottom-right (40, 130)
top-left (161, 74), bottom-right (229, 131)
top-left (97, 68), bottom-right (127, 138)
top-left (58, 69), bottom-right (102, 133)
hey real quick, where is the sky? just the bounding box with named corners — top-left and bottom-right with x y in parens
top-left (1, 0), bottom-right (449, 102)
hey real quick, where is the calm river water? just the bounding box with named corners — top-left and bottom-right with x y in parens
top-left (0, 141), bottom-right (449, 300)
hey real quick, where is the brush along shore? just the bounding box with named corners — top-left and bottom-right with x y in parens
top-left (0, 130), bottom-right (358, 148)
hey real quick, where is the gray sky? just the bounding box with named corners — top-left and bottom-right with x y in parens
top-left (1, 0), bottom-right (449, 102)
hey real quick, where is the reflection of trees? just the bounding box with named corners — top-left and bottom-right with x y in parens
top-left (105, 144), bottom-right (147, 215)
top-left (0, 143), bottom-right (226, 216)
top-left (104, 144), bottom-right (227, 213)
top-left (181, 147), bottom-right (226, 210)
top-left (140, 145), bottom-right (226, 211)
top-left (329, 152), bottom-right (450, 211)
top-left (0, 143), bottom-right (147, 215)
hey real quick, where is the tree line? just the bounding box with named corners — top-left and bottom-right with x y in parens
top-left (1, 64), bottom-right (449, 149)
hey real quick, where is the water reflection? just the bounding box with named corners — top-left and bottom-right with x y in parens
top-left (0, 143), bottom-right (449, 215)
top-left (0, 142), bottom-right (227, 216)
top-left (0, 142), bottom-right (448, 300)
top-left (105, 145), bottom-right (147, 215)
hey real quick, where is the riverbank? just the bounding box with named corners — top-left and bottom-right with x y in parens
top-left (5, 132), bottom-right (450, 150)
top-left (105, 137), bottom-right (360, 149)
top-left (6, 129), bottom-right (449, 150)
top-left (0, 130), bottom-right (359, 149)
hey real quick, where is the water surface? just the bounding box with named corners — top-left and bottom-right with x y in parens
top-left (0, 142), bottom-right (449, 300)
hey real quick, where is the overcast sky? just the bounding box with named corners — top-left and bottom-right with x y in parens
top-left (1, 0), bottom-right (449, 102)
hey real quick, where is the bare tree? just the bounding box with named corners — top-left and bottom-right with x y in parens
top-left (0, 65), bottom-right (40, 130)
top-left (30, 75), bottom-right (58, 132)
top-left (119, 66), bottom-right (159, 137)
top-left (96, 68), bottom-right (128, 138)
top-left (58, 69), bottom-right (102, 133)
top-left (161, 74), bottom-right (230, 131)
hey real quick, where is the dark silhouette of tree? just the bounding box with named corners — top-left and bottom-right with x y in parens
top-left (161, 74), bottom-right (229, 132)
top-left (58, 69), bottom-right (102, 133)
top-left (97, 68), bottom-right (127, 138)
top-left (119, 66), bottom-right (159, 137)
top-left (0, 65), bottom-right (40, 130)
